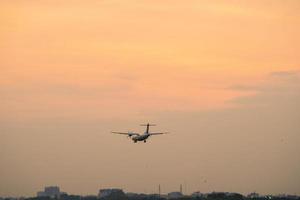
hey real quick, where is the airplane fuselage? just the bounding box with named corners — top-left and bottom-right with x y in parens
top-left (132, 133), bottom-right (150, 142)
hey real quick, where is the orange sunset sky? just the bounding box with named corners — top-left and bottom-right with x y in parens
top-left (1, 0), bottom-right (300, 197)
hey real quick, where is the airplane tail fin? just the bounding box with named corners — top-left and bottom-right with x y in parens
top-left (140, 123), bottom-right (156, 133)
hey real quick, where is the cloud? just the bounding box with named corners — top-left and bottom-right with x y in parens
top-left (227, 84), bottom-right (259, 91)
top-left (270, 70), bottom-right (300, 77)
top-left (150, 70), bottom-right (300, 195)
top-left (228, 70), bottom-right (300, 106)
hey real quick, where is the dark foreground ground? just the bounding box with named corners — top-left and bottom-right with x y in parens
top-left (19, 192), bottom-right (300, 200)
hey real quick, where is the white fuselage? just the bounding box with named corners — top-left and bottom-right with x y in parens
top-left (132, 133), bottom-right (150, 142)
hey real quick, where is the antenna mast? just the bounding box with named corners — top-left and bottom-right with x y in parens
top-left (159, 184), bottom-right (161, 197)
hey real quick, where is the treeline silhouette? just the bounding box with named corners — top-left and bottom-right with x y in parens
top-left (19, 192), bottom-right (300, 200)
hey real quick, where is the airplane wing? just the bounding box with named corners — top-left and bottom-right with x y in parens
top-left (149, 132), bottom-right (169, 135)
top-left (111, 131), bottom-right (139, 136)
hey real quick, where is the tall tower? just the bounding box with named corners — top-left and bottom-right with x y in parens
top-left (158, 184), bottom-right (161, 197)
top-left (180, 184), bottom-right (182, 194)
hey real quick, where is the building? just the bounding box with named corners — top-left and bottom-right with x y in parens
top-left (98, 189), bottom-right (126, 199)
top-left (167, 192), bottom-right (183, 199)
top-left (191, 192), bottom-right (204, 198)
top-left (37, 186), bottom-right (61, 198)
top-left (126, 193), bottom-right (160, 199)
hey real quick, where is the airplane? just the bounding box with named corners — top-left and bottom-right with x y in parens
top-left (111, 123), bottom-right (168, 143)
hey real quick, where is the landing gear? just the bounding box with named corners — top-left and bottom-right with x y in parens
top-left (144, 140), bottom-right (147, 143)
top-left (134, 140), bottom-right (137, 143)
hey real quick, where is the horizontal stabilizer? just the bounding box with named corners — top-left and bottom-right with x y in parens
top-left (140, 124), bottom-right (156, 126)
